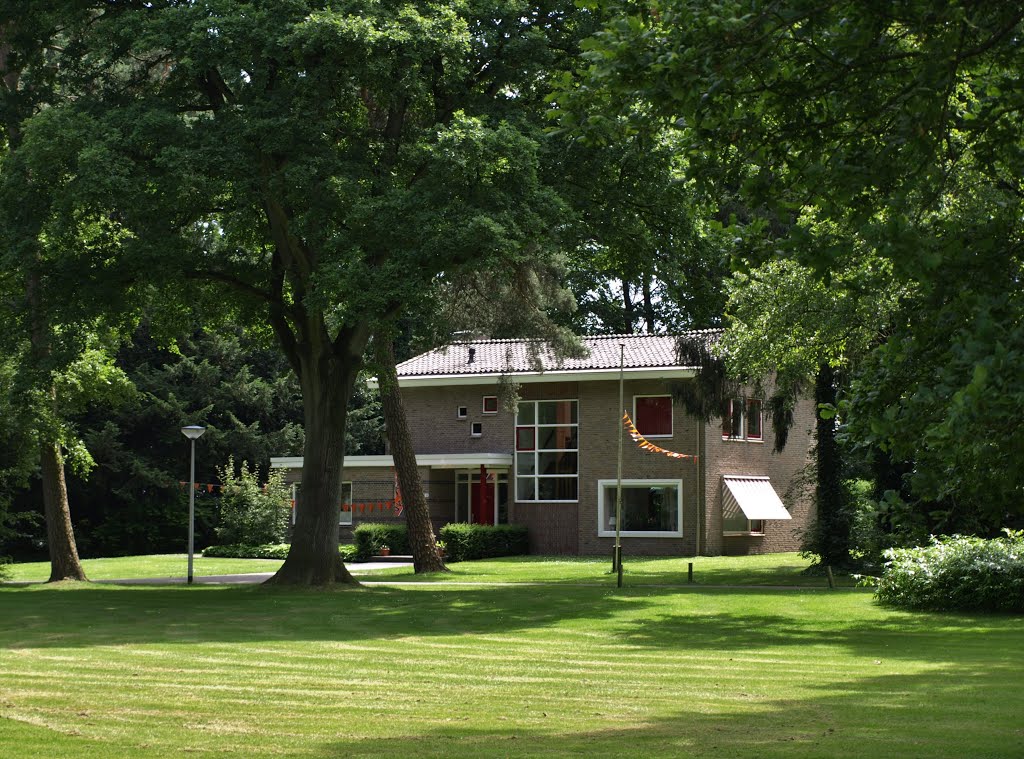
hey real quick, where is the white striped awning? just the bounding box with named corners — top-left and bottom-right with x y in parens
top-left (722, 476), bottom-right (791, 520)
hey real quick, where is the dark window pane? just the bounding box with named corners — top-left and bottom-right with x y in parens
top-left (537, 425), bottom-right (577, 450)
top-left (516, 454), bottom-right (536, 476)
top-left (538, 451), bottom-right (577, 475)
top-left (538, 400), bottom-right (577, 425)
top-left (516, 477), bottom-right (535, 501)
top-left (516, 402), bottom-right (535, 425)
top-left (604, 485), bottom-right (679, 532)
top-left (746, 399), bottom-right (763, 439)
top-left (538, 477), bottom-right (577, 501)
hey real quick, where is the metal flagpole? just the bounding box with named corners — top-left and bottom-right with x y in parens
top-left (615, 342), bottom-right (624, 587)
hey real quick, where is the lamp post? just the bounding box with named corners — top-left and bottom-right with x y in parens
top-left (181, 425), bottom-right (206, 584)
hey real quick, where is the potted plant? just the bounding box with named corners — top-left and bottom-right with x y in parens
top-left (377, 543), bottom-right (391, 557)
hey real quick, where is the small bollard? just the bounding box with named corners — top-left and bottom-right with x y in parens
top-left (688, 562), bottom-right (694, 583)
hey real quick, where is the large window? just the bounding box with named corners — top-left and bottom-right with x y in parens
top-left (723, 397), bottom-right (763, 441)
top-left (598, 480), bottom-right (682, 537)
top-left (634, 395), bottom-right (673, 437)
top-left (722, 513), bottom-right (765, 535)
top-left (515, 399), bottom-right (578, 502)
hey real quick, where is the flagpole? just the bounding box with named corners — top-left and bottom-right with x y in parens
top-left (615, 342), bottom-right (624, 588)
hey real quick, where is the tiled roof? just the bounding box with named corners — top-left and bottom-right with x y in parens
top-left (395, 330), bottom-right (721, 377)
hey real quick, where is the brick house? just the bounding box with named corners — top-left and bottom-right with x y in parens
top-left (271, 332), bottom-right (817, 556)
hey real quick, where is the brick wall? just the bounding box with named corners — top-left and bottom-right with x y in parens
top-left (276, 374), bottom-right (817, 557)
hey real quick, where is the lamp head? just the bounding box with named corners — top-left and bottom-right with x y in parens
top-left (181, 425), bottom-right (206, 440)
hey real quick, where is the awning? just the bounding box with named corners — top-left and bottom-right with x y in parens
top-left (722, 476), bottom-right (791, 520)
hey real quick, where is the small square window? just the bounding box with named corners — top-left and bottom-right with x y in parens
top-left (482, 396), bottom-right (498, 414)
top-left (456, 406), bottom-right (468, 419)
top-left (471, 422), bottom-right (483, 437)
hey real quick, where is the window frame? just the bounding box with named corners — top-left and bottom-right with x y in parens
top-left (633, 394), bottom-right (674, 438)
top-left (514, 398), bottom-right (579, 503)
top-left (723, 397), bottom-right (764, 442)
top-left (722, 515), bottom-right (765, 537)
top-left (597, 479), bottom-right (684, 538)
top-left (470, 421), bottom-right (483, 437)
top-left (482, 395), bottom-right (499, 415)
top-left (456, 406), bottom-right (468, 419)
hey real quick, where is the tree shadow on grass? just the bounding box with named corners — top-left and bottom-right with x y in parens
top-left (1, 584), bottom-right (1020, 670)
top-left (304, 663), bottom-right (1024, 759)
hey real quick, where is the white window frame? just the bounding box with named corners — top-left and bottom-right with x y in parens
top-left (514, 398), bottom-right (579, 503)
top-left (633, 394), bottom-right (673, 438)
top-left (482, 395), bottom-right (498, 415)
top-left (470, 421), bottom-right (483, 437)
top-left (597, 479), bottom-right (683, 538)
top-left (456, 406), bottom-right (468, 419)
top-left (722, 516), bottom-right (765, 537)
top-left (339, 481), bottom-right (354, 525)
top-left (723, 397), bottom-right (764, 442)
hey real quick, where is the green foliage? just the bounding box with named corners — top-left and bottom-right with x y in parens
top-left (874, 531), bottom-right (1024, 613)
top-left (203, 543), bottom-right (357, 562)
top-left (0, 555), bottom-right (9, 581)
top-left (353, 523), bottom-right (409, 561)
top-left (214, 457), bottom-right (291, 547)
top-left (438, 524), bottom-right (529, 562)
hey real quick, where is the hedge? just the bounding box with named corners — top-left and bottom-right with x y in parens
top-left (203, 543), bottom-right (358, 562)
top-left (353, 523), bottom-right (409, 561)
top-left (438, 523), bottom-right (529, 562)
top-left (873, 530), bottom-right (1024, 612)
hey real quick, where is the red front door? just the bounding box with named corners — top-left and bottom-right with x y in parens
top-left (472, 465), bottom-right (495, 525)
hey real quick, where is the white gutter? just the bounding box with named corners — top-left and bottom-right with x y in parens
top-left (271, 452), bottom-right (514, 470)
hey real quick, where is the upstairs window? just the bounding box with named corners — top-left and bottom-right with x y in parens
top-left (515, 399), bottom-right (578, 502)
top-left (634, 395), bottom-right (673, 437)
top-left (723, 398), bottom-right (763, 442)
top-left (482, 396), bottom-right (498, 415)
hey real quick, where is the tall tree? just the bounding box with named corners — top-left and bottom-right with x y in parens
top-left (0, 6), bottom-right (132, 581)
top-left (12, 1), bottom-right (595, 584)
top-left (567, 1), bottom-right (1024, 528)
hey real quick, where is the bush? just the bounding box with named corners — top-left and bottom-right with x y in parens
top-left (353, 523), bottom-right (409, 560)
top-left (873, 530), bottom-right (1024, 612)
top-left (215, 457), bottom-right (291, 546)
top-left (0, 555), bottom-right (10, 581)
top-left (438, 524), bottom-right (529, 562)
top-left (203, 543), bottom-right (358, 562)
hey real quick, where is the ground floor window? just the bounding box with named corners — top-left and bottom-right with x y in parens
top-left (722, 514), bottom-right (765, 535)
top-left (597, 480), bottom-right (683, 537)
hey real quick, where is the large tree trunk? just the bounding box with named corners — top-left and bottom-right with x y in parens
top-left (26, 263), bottom-right (87, 583)
top-left (40, 438), bottom-right (87, 582)
top-left (374, 333), bottom-right (447, 573)
top-left (266, 340), bottom-right (363, 586)
top-left (814, 363), bottom-right (851, 568)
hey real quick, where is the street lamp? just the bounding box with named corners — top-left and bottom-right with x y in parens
top-left (181, 425), bottom-right (206, 585)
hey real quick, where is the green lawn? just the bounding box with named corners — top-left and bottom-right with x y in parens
top-left (3, 554), bottom-right (285, 583)
top-left (1, 572), bottom-right (1021, 757)
top-left (4, 551), bottom-right (856, 586)
top-left (369, 552), bottom-right (860, 587)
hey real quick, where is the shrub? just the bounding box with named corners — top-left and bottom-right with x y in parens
top-left (438, 524), bottom-right (529, 562)
top-left (203, 543), bottom-right (358, 562)
top-left (0, 555), bottom-right (10, 581)
top-left (215, 457), bottom-right (291, 546)
top-left (874, 530), bottom-right (1024, 612)
top-left (353, 523), bottom-right (409, 560)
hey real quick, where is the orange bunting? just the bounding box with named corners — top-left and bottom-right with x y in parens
top-left (623, 412), bottom-right (698, 461)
